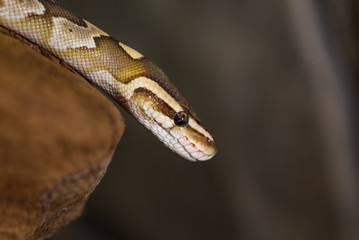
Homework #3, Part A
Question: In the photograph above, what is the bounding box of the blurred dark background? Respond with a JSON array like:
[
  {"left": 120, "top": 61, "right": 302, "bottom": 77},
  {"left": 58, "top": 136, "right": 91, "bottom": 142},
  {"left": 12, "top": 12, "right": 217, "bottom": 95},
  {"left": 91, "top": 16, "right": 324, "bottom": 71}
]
[{"left": 52, "top": 0, "right": 359, "bottom": 240}]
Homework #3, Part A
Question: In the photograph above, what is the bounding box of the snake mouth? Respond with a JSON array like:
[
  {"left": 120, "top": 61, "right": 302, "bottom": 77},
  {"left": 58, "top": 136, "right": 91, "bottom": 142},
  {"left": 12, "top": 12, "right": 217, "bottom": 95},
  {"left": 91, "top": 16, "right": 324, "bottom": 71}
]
[
  {"left": 152, "top": 118, "right": 214, "bottom": 161},
  {"left": 171, "top": 132, "right": 216, "bottom": 161}
]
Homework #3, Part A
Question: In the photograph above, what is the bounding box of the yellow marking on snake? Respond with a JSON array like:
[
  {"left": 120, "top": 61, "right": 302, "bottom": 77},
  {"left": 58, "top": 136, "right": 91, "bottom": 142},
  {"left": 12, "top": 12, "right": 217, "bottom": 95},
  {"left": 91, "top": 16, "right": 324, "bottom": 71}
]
[
  {"left": 119, "top": 42, "right": 143, "bottom": 59},
  {"left": 0, "top": 0, "right": 217, "bottom": 161}
]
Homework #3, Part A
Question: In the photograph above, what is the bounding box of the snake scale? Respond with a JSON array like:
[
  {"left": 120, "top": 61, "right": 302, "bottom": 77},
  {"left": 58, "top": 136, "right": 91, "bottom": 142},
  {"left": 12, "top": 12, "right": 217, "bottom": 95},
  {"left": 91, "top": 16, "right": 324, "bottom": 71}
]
[{"left": 0, "top": 0, "right": 217, "bottom": 161}]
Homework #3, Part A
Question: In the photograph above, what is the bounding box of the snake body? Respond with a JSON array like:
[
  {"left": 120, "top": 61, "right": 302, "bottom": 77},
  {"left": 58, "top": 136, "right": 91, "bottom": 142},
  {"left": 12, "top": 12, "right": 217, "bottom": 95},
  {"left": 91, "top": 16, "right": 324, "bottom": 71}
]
[{"left": 0, "top": 0, "right": 217, "bottom": 161}]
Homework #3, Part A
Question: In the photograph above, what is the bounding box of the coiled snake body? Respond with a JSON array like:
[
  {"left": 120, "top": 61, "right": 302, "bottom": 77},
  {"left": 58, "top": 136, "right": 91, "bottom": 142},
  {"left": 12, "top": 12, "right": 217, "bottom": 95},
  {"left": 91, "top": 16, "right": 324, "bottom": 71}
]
[{"left": 0, "top": 0, "right": 217, "bottom": 161}]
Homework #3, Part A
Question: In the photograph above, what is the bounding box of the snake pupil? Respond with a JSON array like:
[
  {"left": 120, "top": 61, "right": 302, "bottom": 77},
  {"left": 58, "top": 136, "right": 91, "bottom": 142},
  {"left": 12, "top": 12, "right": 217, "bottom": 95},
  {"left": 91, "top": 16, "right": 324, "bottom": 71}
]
[{"left": 174, "top": 111, "right": 189, "bottom": 127}]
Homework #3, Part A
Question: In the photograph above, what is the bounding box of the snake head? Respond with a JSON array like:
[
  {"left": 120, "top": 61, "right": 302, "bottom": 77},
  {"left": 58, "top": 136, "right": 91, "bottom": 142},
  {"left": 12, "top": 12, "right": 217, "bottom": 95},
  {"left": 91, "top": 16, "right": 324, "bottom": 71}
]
[{"left": 126, "top": 77, "right": 217, "bottom": 161}]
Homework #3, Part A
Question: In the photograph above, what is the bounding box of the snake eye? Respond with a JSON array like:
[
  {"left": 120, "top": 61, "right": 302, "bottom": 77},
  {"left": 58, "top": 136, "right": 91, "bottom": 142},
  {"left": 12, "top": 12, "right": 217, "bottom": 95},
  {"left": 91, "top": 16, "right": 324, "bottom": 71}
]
[{"left": 174, "top": 111, "right": 189, "bottom": 127}]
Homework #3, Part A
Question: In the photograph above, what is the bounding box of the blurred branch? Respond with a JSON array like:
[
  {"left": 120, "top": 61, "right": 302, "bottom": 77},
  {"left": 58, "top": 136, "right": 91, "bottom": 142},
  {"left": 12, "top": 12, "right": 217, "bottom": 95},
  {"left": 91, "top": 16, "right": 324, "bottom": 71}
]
[
  {"left": 329, "top": 0, "right": 359, "bottom": 85},
  {"left": 283, "top": 1, "right": 359, "bottom": 239}
]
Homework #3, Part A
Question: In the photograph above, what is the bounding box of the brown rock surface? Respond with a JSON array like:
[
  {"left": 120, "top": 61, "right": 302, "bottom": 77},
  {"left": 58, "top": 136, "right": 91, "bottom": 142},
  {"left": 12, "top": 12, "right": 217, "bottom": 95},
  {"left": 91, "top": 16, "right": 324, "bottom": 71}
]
[{"left": 0, "top": 26, "right": 124, "bottom": 239}]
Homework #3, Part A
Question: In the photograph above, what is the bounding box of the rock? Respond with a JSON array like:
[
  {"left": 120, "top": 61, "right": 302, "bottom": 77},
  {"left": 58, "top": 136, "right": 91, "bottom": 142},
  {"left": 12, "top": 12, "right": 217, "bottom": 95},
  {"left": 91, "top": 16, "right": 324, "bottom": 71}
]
[{"left": 0, "top": 26, "right": 124, "bottom": 240}]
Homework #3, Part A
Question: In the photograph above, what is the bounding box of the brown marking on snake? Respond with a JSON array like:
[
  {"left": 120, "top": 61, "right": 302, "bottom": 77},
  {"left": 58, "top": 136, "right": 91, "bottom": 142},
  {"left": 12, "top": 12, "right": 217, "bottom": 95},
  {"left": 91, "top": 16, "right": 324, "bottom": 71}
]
[
  {"left": 38, "top": 0, "right": 87, "bottom": 27},
  {"left": 133, "top": 87, "right": 177, "bottom": 119}
]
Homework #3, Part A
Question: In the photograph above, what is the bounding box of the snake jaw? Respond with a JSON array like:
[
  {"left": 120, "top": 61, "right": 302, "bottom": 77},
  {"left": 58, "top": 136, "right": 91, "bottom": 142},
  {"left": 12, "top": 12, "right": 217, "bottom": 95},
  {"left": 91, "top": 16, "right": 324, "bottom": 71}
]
[
  {"left": 169, "top": 127, "right": 217, "bottom": 161},
  {"left": 155, "top": 118, "right": 217, "bottom": 161}
]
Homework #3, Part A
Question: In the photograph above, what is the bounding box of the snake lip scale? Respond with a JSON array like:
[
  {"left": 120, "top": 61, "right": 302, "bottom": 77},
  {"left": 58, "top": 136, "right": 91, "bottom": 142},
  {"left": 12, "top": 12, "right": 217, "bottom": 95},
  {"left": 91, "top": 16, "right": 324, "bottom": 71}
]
[{"left": 0, "top": 0, "right": 217, "bottom": 161}]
